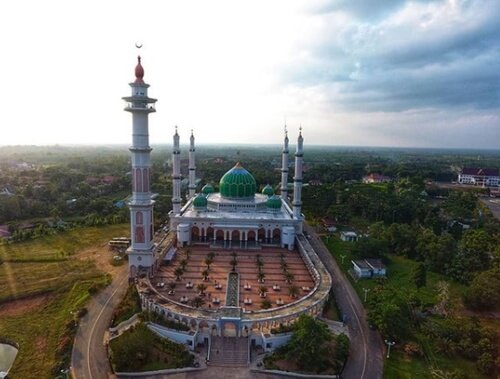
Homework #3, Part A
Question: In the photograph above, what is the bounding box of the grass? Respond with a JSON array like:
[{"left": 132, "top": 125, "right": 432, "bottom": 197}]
[
  {"left": 109, "top": 323, "right": 194, "bottom": 372},
  {"left": 0, "top": 224, "right": 128, "bottom": 262},
  {"left": 0, "top": 224, "right": 128, "bottom": 378},
  {"left": 111, "top": 284, "right": 142, "bottom": 327},
  {"left": 322, "top": 236, "right": 466, "bottom": 308},
  {"left": 384, "top": 350, "right": 488, "bottom": 379}
]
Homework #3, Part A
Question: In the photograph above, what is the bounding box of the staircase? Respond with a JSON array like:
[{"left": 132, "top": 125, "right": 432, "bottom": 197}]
[{"left": 208, "top": 336, "right": 249, "bottom": 366}]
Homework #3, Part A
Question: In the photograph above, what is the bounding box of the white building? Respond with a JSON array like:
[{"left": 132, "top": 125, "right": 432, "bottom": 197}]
[
  {"left": 458, "top": 167, "right": 500, "bottom": 187},
  {"left": 169, "top": 129, "right": 304, "bottom": 251},
  {"left": 340, "top": 231, "right": 358, "bottom": 242}
]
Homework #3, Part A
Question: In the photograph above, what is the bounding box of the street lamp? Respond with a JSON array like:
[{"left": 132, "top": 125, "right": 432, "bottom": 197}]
[
  {"left": 384, "top": 340, "right": 395, "bottom": 358},
  {"left": 363, "top": 288, "right": 370, "bottom": 302}
]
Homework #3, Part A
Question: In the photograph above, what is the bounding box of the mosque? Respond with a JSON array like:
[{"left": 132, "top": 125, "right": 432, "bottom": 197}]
[
  {"left": 122, "top": 55, "right": 332, "bottom": 359},
  {"left": 169, "top": 127, "right": 304, "bottom": 251}
]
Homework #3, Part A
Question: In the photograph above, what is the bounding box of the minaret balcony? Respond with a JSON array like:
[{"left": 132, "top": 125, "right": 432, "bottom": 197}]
[{"left": 124, "top": 102, "right": 156, "bottom": 113}]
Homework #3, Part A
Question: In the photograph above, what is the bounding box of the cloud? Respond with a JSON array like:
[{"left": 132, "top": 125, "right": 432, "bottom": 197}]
[{"left": 285, "top": 0, "right": 500, "bottom": 113}]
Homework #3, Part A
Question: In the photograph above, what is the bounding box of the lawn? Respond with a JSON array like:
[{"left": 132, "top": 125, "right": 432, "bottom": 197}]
[
  {"left": 322, "top": 236, "right": 466, "bottom": 308},
  {"left": 0, "top": 224, "right": 128, "bottom": 378}
]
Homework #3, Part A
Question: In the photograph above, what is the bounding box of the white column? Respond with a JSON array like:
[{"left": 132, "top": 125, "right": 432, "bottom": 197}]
[
  {"left": 188, "top": 130, "right": 196, "bottom": 198},
  {"left": 172, "top": 128, "right": 182, "bottom": 214},
  {"left": 292, "top": 128, "right": 304, "bottom": 219},
  {"left": 280, "top": 127, "right": 289, "bottom": 199}
]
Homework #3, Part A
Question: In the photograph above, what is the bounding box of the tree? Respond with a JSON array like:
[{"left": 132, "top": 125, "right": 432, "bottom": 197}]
[
  {"left": 179, "top": 259, "right": 188, "bottom": 271},
  {"left": 259, "top": 286, "right": 268, "bottom": 296},
  {"left": 464, "top": 268, "right": 500, "bottom": 310},
  {"left": 191, "top": 296, "right": 205, "bottom": 308},
  {"left": 230, "top": 258, "right": 238, "bottom": 271},
  {"left": 207, "top": 251, "right": 215, "bottom": 260},
  {"left": 288, "top": 285, "right": 299, "bottom": 299},
  {"left": 450, "top": 230, "right": 494, "bottom": 283},
  {"left": 412, "top": 263, "right": 427, "bottom": 288},
  {"left": 286, "top": 314, "right": 332, "bottom": 372},
  {"left": 196, "top": 283, "right": 207, "bottom": 296},
  {"left": 201, "top": 269, "right": 210, "bottom": 281},
  {"left": 174, "top": 267, "right": 184, "bottom": 281},
  {"left": 257, "top": 271, "right": 265, "bottom": 282},
  {"left": 204, "top": 257, "right": 213, "bottom": 270}
]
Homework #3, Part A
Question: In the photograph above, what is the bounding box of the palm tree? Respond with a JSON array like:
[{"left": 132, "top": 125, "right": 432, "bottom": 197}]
[
  {"left": 191, "top": 296, "right": 205, "bottom": 308},
  {"left": 261, "top": 299, "right": 272, "bottom": 309},
  {"left": 204, "top": 257, "right": 213, "bottom": 270},
  {"left": 168, "top": 282, "right": 176, "bottom": 291},
  {"left": 174, "top": 267, "right": 184, "bottom": 281},
  {"left": 179, "top": 259, "right": 188, "bottom": 271},
  {"left": 280, "top": 260, "right": 288, "bottom": 271},
  {"left": 197, "top": 283, "right": 207, "bottom": 296},
  {"left": 185, "top": 248, "right": 191, "bottom": 259},
  {"left": 257, "top": 271, "right": 265, "bottom": 283},
  {"left": 230, "top": 258, "right": 238, "bottom": 271},
  {"left": 288, "top": 285, "right": 299, "bottom": 299},
  {"left": 201, "top": 269, "right": 210, "bottom": 281},
  {"left": 207, "top": 251, "right": 216, "bottom": 260},
  {"left": 231, "top": 251, "right": 237, "bottom": 258},
  {"left": 259, "top": 286, "right": 268, "bottom": 297},
  {"left": 284, "top": 271, "right": 294, "bottom": 284}
]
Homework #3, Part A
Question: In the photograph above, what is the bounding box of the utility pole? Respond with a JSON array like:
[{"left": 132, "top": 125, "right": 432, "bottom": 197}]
[
  {"left": 385, "top": 340, "right": 395, "bottom": 358},
  {"left": 363, "top": 287, "right": 370, "bottom": 302}
]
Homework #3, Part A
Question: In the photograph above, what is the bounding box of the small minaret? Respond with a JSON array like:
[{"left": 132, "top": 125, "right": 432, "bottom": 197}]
[
  {"left": 172, "top": 127, "right": 182, "bottom": 214},
  {"left": 188, "top": 130, "right": 196, "bottom": 198},
  {"left": 123, "top": 55, "right": 157, "bottom": 277},
  {"left": 280, "top": 126, "right": 289, "bottom": 199},
  {"left": 292, "top": 127, "right": 304, "bottom": 220}
]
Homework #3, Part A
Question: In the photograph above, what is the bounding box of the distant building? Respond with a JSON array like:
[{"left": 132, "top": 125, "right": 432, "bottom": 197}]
[
  {"left": 352, "top": 259, "right": 387, "bottom": 278},
  {"left": 340, "top": 231, "right": 358, "bottom": 242},
  {"left": 0, "top": 225, "right": 11, "bottom": 238},
  {"left": 362, "top": 173, "right": 391, "bottom": 184},
  {"left": 458, "top": 167, "right": 500, "bottom": 187},
  {"left": 321, "top": 218, "right": 337, "bottom": 232}
]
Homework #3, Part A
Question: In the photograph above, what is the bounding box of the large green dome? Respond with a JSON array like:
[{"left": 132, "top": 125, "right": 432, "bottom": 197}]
[
  {"left": 219, "top": 162, "right": 257, "bottom": 198},
  {"left": 262, "top": 184, "right": 274, "bottom": 197}
]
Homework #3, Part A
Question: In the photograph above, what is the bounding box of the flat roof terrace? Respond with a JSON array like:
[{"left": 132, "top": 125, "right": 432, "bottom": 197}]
[{"left": 152, "top": 246, "right": 315, "bottom": 311}]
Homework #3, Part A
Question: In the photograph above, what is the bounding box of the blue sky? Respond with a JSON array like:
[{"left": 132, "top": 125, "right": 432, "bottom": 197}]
[{"left": 0, "top": 0, "right": 499, "bottom": 148}]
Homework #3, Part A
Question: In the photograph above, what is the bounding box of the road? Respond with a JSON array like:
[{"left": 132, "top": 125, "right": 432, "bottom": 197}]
[
  {"left": 72, "top": 265, "right": 129, "bottom": 379},
  {"left": 304, "top": 224, "right": 384, "bottom": 379},
  {"left": 480, "top": 196, "right": 500, "bottom": 220}
]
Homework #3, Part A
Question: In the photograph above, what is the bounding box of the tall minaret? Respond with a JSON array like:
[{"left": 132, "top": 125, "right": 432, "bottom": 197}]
[
  {"left": 172, "top": 127, "right": 182, "bottom": 214},
  {"left": 280, "top": 126, "right": 289, "bottom": 199},
  {"left": 123, "top": 55, "right": 157, "bottom": 276},
  {"left": 292, "top": 127, "right": 304, "bottom": 220},
  {"left": 188, "top": 130, "right": 196, "bottom": 198}
]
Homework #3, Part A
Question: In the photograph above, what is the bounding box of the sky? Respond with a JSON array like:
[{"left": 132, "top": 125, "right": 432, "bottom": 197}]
[{"left": 0, "top": 0, "right": 499, "bottom": 148}]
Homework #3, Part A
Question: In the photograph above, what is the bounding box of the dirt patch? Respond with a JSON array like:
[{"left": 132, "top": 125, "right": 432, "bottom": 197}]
[
  {"left": 0, "top": 293, "right": 54, "bottom": 317},
  {"left": 76, "top": 242, "right": 123, "bottom": 277},
  {"left": 34, "top": 335, "right": 48, "bottom": 354}
]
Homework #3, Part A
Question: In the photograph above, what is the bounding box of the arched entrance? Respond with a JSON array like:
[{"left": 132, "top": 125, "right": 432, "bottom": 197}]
[
  {"left": 216, "top": 230, "right": 224, "bottom": 241},
  {"left": 257, "top": 228, "right": 266, "bottom": 242},
  {"left": 272, "top": 228, "right": 281, "bottom": 243},
  {"left": 191, "top": 226, "right": 200, "bottom": 242},
  {"left": 223, "top": 322, "right": 238, "bottom": 337},
  {"left": 206, "top": 227, "right": 214, "bottom": 242}
]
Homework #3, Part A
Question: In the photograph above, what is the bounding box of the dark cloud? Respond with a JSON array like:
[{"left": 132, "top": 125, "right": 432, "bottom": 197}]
[{"left": 287, "top": 0, "right": 500, "bottom": 113}]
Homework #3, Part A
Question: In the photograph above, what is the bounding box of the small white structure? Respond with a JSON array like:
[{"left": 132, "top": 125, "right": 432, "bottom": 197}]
[
  {"left": 352, "top": 259, "right": 387, "bottom": 278},
  {"left": 340, "top": 231, "right": 358, "bottom": 242}
]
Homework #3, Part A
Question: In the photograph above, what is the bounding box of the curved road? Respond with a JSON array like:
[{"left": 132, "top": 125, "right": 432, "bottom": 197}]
[
  {"left": 72, "top": 266, "right": 129, "bottom": 379},
  {"left": 304, "top": 223, "right": 384, "bottom": 379}
]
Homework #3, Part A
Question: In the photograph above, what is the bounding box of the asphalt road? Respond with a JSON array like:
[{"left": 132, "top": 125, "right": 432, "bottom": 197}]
[
  {"left": 304, "top": 223, "right": 384, "bottom": 379},
  {"left": 72, "top": 265, "right": 129, "bottom": 379}
]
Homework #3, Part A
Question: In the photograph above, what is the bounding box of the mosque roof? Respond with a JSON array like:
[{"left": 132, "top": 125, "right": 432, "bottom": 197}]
[
  {"left": 219, "top": 162, "right": 256, "bottom": 199},
  {"left": 193, "top": 193, "right": 207, "bottom": 208},
  {"left": 266, "top": 195, "right": 282, "bottom": 209}
]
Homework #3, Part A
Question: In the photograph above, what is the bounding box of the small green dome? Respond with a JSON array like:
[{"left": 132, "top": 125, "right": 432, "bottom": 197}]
[
  {"left": 202, "top": 183, "right": 214, "bottom": 195},
  {"left": 193, "top": 193, "right": 207, "bottom": 208},
  {"left": 266, "top": 195, "right": 282, "bottom": 209},
  {"left": 262, "top": 184, "right": 274, "bottom": 197},
  {"left": 219, "top": 162, "right": 256, "bottom": 198}
]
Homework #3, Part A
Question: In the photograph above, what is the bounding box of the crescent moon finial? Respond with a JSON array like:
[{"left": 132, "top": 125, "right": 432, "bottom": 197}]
[{"left": 135, "top": 42, "right": 143, "bottom": 49}]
